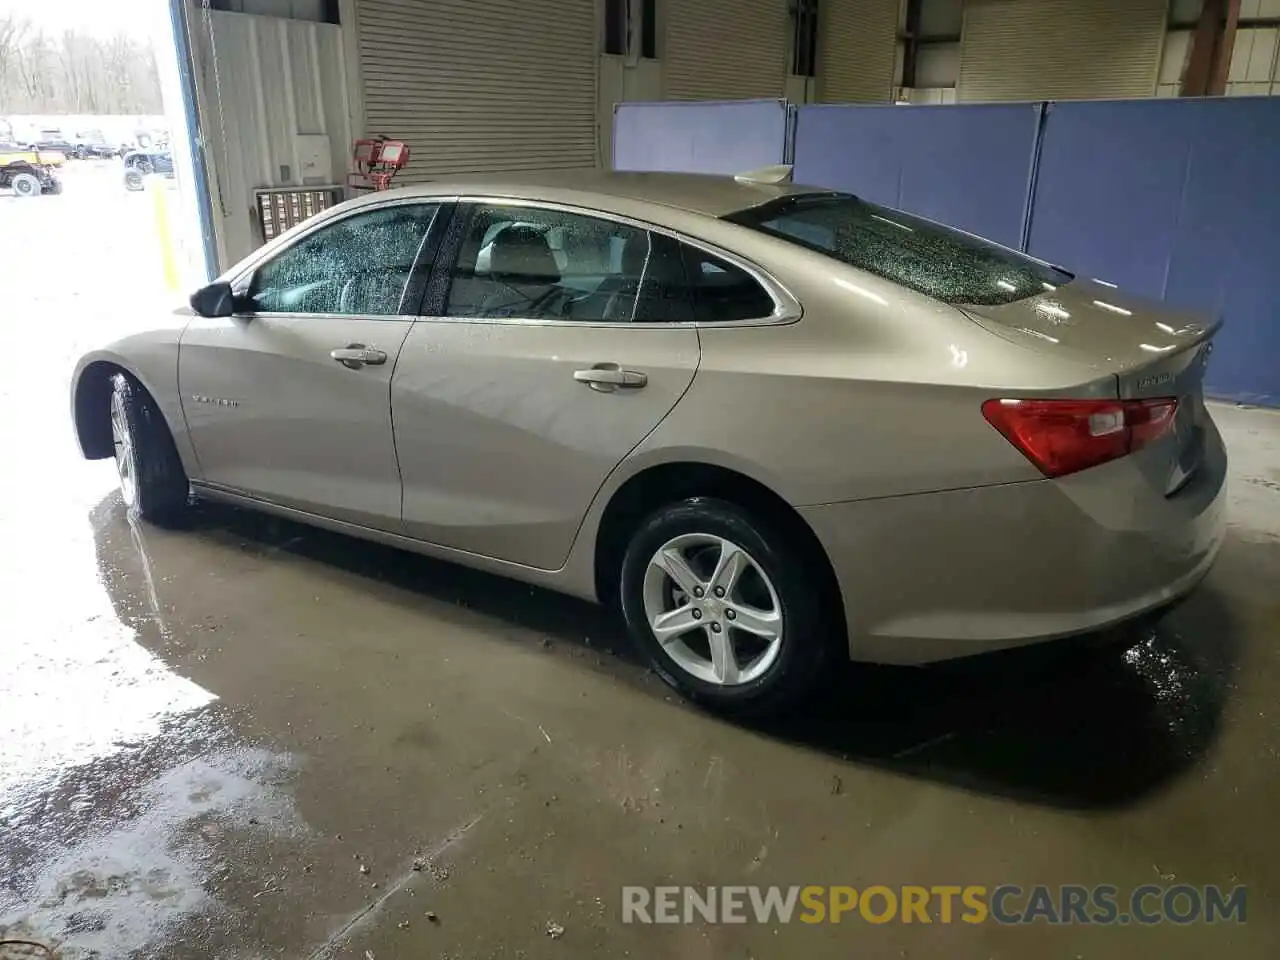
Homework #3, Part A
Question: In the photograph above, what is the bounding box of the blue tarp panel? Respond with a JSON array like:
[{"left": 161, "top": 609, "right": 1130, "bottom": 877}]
[
  {"left": 791, "top": 102, "right": 1043, "bottom": 250},
  {"left": 612, "top": 99, "right": 789, "bottom": 175},
  {"left": 1030, "top": 97, "right": 1280, "bottom": 406}
]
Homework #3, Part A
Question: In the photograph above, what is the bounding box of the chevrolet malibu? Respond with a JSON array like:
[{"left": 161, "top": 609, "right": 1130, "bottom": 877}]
[{"left": 71, "top": 169, "right": 1226, "bottom": 714}]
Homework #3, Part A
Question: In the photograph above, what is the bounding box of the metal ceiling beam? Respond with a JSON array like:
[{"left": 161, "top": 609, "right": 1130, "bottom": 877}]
[
  {"left": 900, "top": 0, "right": 924, "bottom": 89},
  {"left": 1210, "top": 0, "right": 1242, "bottom": 94},
  {"left": 1181, "top": 0, "right": 1241, "bottom": 96}
]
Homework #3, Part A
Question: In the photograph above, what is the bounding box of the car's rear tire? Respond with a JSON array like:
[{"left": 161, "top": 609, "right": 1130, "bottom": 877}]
[
  {"left": 123, "top": 169, "right": 144, "bottom": 191},
  {"left": 110, "top": 373, "right": 190, "bottom": 524},
  {"left": 620, "top": 497, "right": 838, "bottom": 717},
  {"left": 10, "top": 172, "right": 41, "bottom": 197}
]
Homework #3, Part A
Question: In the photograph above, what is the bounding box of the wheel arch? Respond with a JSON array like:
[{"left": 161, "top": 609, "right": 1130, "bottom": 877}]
[
  {"left": 2, "top": 160, "right": 38, "bottom": 176},
  {"left": 71, "top": 355, "right": 168, "bottom": 460},
  {"left": 591, "top": 459, "right": 847, "bottom": 645}
]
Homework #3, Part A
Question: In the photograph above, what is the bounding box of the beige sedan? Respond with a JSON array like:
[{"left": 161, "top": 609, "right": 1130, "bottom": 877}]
[{"left": 71, "top": 169, "right": 1227, "bottom": 714}]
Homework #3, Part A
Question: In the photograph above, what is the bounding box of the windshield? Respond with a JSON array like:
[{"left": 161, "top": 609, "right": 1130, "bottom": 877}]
[{"left": 726, "top": 193, "right": 1073, "bottom": 306}]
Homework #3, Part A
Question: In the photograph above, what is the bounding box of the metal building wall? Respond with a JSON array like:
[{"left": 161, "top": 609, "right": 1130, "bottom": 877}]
[
  {"left": 188, "top": 6, "right": 352, "bottom": 269},
  {"left": 1226, "top": 24, "right": 1280, "bottom": 94},
  {"left": 957, "top": 0, "right": 1167, "bottom": 101},
  {"left": 817, "top": 0, "right": 899, "bottom": 101},
  {"left": 898, "top": 0, "right": 962, "bottom": 101},
  {"left": 663, "top": 0, "right": 789, "bottom": 99},
  {"left": 1160, "top": 0, "right": 1280, "bottom": 97},
  {"left": 598, "top": 56, "right": 664, "bottom": 175},
  {"left": 356, "top": 0, "right": 599, "bottom": 178}
]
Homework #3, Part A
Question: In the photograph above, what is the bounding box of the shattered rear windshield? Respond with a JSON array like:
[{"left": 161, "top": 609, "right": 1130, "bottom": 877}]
[{"left": 725, "top": 193, "right": 1073, "bottom": 306}]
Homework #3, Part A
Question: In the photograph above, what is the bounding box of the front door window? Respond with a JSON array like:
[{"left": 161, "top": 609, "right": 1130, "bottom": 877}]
[{"left": 249, "top": 204, "right": 440, "bottom": 316}]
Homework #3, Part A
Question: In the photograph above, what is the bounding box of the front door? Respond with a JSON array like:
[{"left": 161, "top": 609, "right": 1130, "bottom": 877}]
[
  {"left": 180, "top": 201, "right": 444, "bottom": 530},
  {"left": 393, "top": 201, "right": 700, "bottom": 569}
]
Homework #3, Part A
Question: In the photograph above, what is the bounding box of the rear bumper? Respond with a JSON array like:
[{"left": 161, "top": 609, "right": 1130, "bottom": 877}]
[{"left": 801, "top": 415, "right": 1227, "bottom": 665}]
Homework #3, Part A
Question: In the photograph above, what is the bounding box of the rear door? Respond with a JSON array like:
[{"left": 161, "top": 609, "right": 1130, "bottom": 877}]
[
  {"left": 181, "top": 201, "right": 445, "bottom": 529},
  {"left": 392, "top": 201, "right": 701, "bottom": 569}
]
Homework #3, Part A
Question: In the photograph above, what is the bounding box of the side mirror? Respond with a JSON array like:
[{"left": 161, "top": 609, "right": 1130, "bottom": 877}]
[{"left": 189, "top": 281, "right": 237, "bottom": 318}]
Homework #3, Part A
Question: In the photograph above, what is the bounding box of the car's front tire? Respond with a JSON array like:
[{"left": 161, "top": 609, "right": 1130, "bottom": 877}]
[
  {"left": 620, "top": 497, "right": 838, "bottom": 717},
  {"left": 109, "top": 373, "right": 190, "bottom": 524}
]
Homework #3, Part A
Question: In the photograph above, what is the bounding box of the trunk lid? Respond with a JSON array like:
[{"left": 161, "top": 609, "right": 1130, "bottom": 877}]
[{"left": 961, "top": 280, "right": 1220, "bottom": 495}]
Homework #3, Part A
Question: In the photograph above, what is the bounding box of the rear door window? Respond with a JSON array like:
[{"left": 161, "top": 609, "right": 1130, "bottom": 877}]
[
  {"left": 444, "top": 204, "right": 649, "bottom": 322},
  {"left": 438, "top": 205, "right": 771, "bottom": 324},
  {"left": 443, "top": 204, "right": 705, "bottom": 324},
  {"left": 726, "top": 193, "right": 1072, "bottom": 306}
]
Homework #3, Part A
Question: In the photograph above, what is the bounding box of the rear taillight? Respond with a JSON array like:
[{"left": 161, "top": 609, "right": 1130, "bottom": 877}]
[{"left": 982, "top": 397, "right": 1178, "bottom": 478}]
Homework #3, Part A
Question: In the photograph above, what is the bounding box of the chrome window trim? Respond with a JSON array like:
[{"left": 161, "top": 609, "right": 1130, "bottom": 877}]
[
  {"left": 225, "top": 193, "right": 803, "bottom": 328},
  {"left": 234, "top": 312, "right": 415, "bottom": 325},
  {"left": 400, "top": 317, "right": 787, "bottom": 331},
  {"left": 426, "top": 195, "right": 802, "bottom": 329}
]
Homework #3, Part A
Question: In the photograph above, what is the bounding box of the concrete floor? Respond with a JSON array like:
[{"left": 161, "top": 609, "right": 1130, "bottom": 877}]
[{"left": 2, "top": 167, "right": 1279, "bottom": 959}]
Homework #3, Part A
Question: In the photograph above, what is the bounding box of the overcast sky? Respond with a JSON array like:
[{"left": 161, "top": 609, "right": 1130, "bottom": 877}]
[{"left": 0, "top": 0, "right": 164, "bottom": 40}]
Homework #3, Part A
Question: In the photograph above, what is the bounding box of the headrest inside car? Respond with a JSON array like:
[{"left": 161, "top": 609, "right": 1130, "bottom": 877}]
[
  {"left": 620, "top": 235, "right": 650, "bottom": 277},
  {"left": 489, "top": 226, "right": 561, "bottom": 284}
]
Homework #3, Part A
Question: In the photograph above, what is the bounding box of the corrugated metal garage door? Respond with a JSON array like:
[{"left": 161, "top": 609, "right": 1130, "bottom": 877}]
[
  {"left": 664, "top": 0, "right": 788, "bottom": 100},
  {"left": 958, "top": 0, "right": 1167, "bottom": 102},
  {"left": 817, "top": 0, "right": 898, "bottom": 102},
  {"left": 356, "top": 0, "right": 598, "bottom": 179}
]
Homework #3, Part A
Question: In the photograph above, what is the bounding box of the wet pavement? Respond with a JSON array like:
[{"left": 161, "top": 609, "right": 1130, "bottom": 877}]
[{"left": 3, "top": 167, "right": 1280, "bottom": 958}]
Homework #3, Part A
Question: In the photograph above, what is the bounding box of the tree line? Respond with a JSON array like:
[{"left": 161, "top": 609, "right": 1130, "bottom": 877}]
[{"left": 0, "top": 15, "right": 164, "bottom": 115}]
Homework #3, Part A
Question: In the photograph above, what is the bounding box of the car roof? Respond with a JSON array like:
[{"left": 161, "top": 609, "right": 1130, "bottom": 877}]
[{"left": 374, "top": 170, "right": 830, "bottom": 218}]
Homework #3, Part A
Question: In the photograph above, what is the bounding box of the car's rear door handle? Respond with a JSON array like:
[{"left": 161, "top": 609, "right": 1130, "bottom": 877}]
[
  {"left": 331, "top": 344, "right": 387, "bottom": 369},
  {"left": 573, "top": 363, "right": 648, "bottom": 391}
]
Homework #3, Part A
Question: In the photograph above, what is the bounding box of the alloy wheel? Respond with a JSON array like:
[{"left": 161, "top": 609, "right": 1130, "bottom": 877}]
[
  {"left": 641, "top": 533, "right": 783, "bottom": 686},
  {"left": 110, "top": 391, "right": 138, "bottom": 507}
]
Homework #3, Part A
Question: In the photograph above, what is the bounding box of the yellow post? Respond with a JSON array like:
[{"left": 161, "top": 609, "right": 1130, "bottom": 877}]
[{"left": 151, "top": 179, "right": 180, "bottom": 292}]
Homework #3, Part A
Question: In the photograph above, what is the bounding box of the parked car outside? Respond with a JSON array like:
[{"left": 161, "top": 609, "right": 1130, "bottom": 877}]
[
  {"left": 73, "top": 129, "right": 123, "bottom": 159},
  {"left": 69, "top": 169, "right": 1227, "bottom": 715},
  {"left": 33, "top": 129, "right": 81, "bottom": 156},
  {"left": 0, "top": 140, "right": 64, "bottom": 196},
  {"left": 122, "top": 149, "right": 176, "bottom": 190},
  {"left": 122, "top": 149, "right": 175, "bottom": 174}
]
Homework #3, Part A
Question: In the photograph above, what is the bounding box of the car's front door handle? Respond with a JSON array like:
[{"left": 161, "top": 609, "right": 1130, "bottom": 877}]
[
  {"left": 331, "top": 344, "right": 387, "bottom": 369},
  {"left": 573, "top": 363, "right": 648, "bottom": 392}
]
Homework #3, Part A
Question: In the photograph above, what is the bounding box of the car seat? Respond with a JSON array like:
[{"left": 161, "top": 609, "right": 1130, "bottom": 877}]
[
  {"left": 479, "top": 226, "right": 567, "bottom": 318},
  {"left": 597, "top": 236, "right": 651, "bottom": 322}
]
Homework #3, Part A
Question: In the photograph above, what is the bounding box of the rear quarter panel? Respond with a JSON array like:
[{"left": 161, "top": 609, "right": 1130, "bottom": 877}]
[{"left": 636, "top": 246, "right": 1113, "bottom": 506}]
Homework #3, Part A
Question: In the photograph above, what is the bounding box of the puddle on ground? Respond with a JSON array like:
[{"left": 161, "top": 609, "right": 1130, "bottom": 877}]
[
  {"left": 1, "top": 742, "right": 301, "bottom": 960},
  {"left": 0, "top": 618, "right": 215, "bottom": 812}
]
